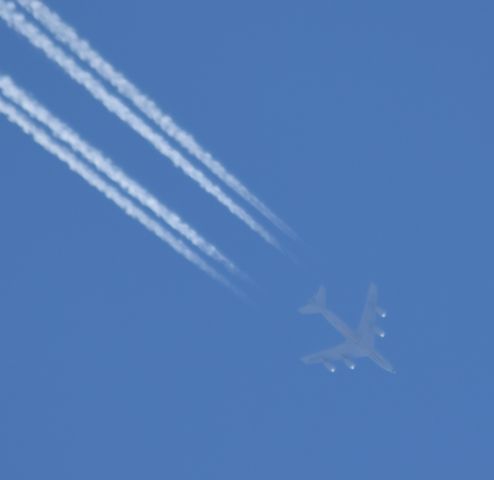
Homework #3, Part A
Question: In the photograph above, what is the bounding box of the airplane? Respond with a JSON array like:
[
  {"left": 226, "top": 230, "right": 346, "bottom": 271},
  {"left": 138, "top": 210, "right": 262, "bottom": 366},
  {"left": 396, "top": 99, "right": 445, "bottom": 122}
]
[{"left": 299, "top": 283, "right": 395, "bottom": 374}]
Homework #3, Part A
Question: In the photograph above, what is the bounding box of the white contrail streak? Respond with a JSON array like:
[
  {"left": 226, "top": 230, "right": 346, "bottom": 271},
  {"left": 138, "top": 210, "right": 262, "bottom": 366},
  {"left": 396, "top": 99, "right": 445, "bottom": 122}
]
[
  {"left": 0, "top": 75, "right": 242, "bottom": 277},
  {"left": 15, "top": 0, "right": 296, "bottom": 239},
  {"left": 0, "top": 1, "right": 281, "bottom": 249},
  {"left": 0, "top": 96, "right": 237, "bottom": 290}
]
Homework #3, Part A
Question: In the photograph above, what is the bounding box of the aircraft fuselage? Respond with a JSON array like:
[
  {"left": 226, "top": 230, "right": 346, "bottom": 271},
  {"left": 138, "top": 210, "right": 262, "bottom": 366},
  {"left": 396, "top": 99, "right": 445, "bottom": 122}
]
[{"left": 322, "top": 308, "right": 395, "bottom": 373}]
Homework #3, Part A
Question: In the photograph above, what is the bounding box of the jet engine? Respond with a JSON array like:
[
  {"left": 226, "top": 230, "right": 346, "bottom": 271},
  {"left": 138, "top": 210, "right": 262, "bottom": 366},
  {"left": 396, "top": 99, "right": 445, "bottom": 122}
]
[
  {"left": 323, "top": 361, "right": 336, "bottom": 373},
  {"left": 373, "top": 326, "right": 385, "bottom": 338},
  {"left": 342, "top": 358, "right": 356, "bottom": 370},
  {"left": 376, "top": 306, "right": 387, "bottom": 318}
]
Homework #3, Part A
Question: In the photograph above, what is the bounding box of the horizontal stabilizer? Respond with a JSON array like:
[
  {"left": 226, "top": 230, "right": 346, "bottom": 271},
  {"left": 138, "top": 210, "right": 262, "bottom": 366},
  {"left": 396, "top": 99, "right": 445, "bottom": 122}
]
[{"left": 299, "top": 286, "right": 326, "bottom": 315}]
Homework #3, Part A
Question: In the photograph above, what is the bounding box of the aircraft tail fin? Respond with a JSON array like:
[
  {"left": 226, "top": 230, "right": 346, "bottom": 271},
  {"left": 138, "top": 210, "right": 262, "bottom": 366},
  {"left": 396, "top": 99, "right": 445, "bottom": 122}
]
[{"left": 299, "top": 286, "right": 326, "bottom": 315}]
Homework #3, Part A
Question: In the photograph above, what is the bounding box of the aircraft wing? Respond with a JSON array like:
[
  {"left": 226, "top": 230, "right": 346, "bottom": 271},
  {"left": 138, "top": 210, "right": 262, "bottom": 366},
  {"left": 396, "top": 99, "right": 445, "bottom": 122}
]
[
  {"left": 301, "top": 341, "right": 362, "bottom": 371},
  {"left": 357, "top": 283, "right": 386, "bottom": 347}
]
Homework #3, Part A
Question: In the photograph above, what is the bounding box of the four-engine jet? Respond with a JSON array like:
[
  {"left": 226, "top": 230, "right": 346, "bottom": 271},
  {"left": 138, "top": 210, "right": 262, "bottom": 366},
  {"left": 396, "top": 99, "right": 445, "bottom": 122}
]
[{"left": 299, "top": 283, "right": 395, "bottom": 374}]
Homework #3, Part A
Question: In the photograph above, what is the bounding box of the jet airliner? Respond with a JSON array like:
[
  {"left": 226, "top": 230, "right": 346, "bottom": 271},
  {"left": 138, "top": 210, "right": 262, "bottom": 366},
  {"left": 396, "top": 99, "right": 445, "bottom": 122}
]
[{"left": 299, "top": 283, "right": 395, "bottom": 374}]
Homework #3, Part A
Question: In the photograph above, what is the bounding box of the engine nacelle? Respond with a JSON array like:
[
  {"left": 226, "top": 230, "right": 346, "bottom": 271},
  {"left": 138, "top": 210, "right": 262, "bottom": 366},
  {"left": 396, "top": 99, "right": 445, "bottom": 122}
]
[
  {"left": 373, "top": 326, "right": 385, "bottom": 338},
  {"left": 343, "top": 358, "right": 356, "bottom": 370},
  {"left": 323, "top": 361, "right": 336, "bottom": 373},
  {"left": 376, "top": 306, "right": 387, "bottom": 318}
]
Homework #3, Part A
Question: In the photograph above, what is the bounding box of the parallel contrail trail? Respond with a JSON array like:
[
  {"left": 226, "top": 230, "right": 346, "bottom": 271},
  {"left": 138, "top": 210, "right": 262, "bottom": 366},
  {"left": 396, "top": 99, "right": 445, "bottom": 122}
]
[
  {"left": 0, "top": 1, "right": 281, "bottom": 249},
  {"left": 15, "top": 0, "right": 296, "bottom": 239},
  {"left": 0, "top": 96, "right": 237, "bottom": 291},
  {"left": 0, "top": 76, "right": 242, "bottom": 277}
]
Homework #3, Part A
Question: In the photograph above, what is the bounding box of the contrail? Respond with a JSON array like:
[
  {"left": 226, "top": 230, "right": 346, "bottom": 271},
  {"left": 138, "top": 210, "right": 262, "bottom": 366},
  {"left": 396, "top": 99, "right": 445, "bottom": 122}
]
[
  {"left": 0, "top": 75, "right": 243, "bottom": 277},
  {"left": 15, "top": 0, "right": 296, "bottom": 239},
  {"left": 0, "top": 1, "right": 281, "bottom": 249},
  {"left": 0, "top": 95, "right": 237, "bottom": 291}
]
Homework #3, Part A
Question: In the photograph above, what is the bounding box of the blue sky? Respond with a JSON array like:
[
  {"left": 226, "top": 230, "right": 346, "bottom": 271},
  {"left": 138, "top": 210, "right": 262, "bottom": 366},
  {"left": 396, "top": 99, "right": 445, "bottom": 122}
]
[{"left": 1, "top": 0, "right": 493, "bottom": 478}]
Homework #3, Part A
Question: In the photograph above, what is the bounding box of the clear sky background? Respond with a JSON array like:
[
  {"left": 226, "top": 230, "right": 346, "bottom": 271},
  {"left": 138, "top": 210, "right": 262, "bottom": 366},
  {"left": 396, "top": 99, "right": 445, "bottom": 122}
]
[{"left": 1, "top": 1, "right": 493, "bottom": 478}]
